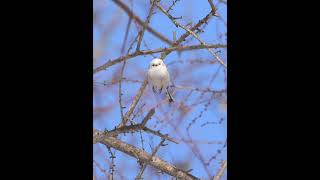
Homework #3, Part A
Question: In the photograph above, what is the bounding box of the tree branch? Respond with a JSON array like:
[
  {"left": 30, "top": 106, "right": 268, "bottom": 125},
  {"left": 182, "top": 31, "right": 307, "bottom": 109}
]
[
  {"left": 140, "top": 107, "right": 155, "bottom": 127},
  {"left": 213, "top": 160, "right": 227, "bottom": 180},
  {"left": 160, "top": 8, "right": 218, "bottom": 59},
  {"left": 136, "top": 0, "right": 157, "bottom": 51},
  {"left": 93, "top": 129, "right": 200, "bottom": 180},
  {"left": 156, "top": 2, "right": 227, "bottom": 68},
  {"left": 118, "top": 79, "right": 148, "bottom": 127},
  {"left": 207, "top": 0, "right": 216, "bottom": 12},
  {"left": 118, "top": 57, "right": 126, "bottom": 121},
  {"left": 109, "top": 9, "right": 220, "bottom": 136},
  {"left": 112, "top": 0, "right": 174, "bottom": 46},
  {"left": 143, "top": 127, "right": 179, "bottom": 144},
  {"left": 93, "top": 44, "right": 226, "bottom": 74},
  {"left": 94, "top": 3, "right": 220, "bottom": 74},
  {"left": 135, "top": 138, "right": 166, "bottom": 180},
  {"left": 101, "top": 108, "right": 178, "bottom": 144},
  {"left": 173, "top": 85, "right": 226, "bottom": 94}
]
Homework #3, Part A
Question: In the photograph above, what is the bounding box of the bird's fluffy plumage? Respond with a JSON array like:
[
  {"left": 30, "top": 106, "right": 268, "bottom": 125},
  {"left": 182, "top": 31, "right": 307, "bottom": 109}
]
[
  {"left": 147, "top": 58, "right": 174, "bottom": 102},
  {"left": 147, "top": 58, "right": 170, "bottom": 91}
]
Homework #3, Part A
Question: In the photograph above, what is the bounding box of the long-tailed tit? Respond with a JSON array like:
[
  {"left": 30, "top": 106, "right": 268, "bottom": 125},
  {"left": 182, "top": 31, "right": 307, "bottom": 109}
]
[{"left": 147, "top": 58, "right": 174, "bottom": 102}]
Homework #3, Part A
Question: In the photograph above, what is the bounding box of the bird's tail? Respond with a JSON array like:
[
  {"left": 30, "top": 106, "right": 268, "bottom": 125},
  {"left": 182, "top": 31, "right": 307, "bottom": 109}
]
[{"left": 165, "top": 87, "right": 174, "bottom": 103}]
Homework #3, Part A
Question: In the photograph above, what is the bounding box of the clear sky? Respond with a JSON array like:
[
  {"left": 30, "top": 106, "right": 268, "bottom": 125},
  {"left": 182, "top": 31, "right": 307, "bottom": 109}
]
[{"left": 93, "top": 0, "right": 227, "bottom": 179}]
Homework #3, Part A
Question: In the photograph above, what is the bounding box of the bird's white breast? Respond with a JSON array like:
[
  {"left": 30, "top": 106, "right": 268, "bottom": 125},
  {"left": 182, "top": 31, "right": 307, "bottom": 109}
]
[{"left": 148, "top": 66, "right": 170, "bottom": 89}]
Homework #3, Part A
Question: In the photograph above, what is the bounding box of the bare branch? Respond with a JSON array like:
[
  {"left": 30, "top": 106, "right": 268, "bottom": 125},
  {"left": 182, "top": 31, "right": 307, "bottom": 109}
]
[
  {"left": 105, "top": 108, "right": 155, "bottom": 136},
  {"left": 119, "top": 79, "right": 148, "bottom": 127},
  {"left": 93, "top": 160, "right": 109, "bottom": 178},
  {"left": 94, "top": 5, "right": 219, "bottom": 74},
  {"left": 156, "top": 2, "right": 227, "bottom": 68},
  {"left": 136, "top": 0, "right": 157, "bottom": 51},
  {"left": 93, "top": 44, "right": 226, "bottom": 74},
  {"left": 207, "top": 140, "right": 227, "bottom": 166},
  {"left": 112, "top": 10, "right": 220, "bottom": 131},
  {"left": 207, "top": 0, "right": 216, "bottom": 12},
  {"left": 93, "top": 129, "right": 200, "bottom": 180},
  {"left": 135, "top": 138, "right": 166, "bottom": 180},
  {"left": 131, "top": 103, "right": 146, "bottom": 122},
  {"left": 180, "top": 139, "right": 224, "bottom": 145},
  {"left": 94, "top": 1, "right": 227, "bottom": 178},
  {"left": 119, "top": 59, "right": 126, "bottom": 121},
  {"left": 174, "top": 85, "right": 226, "bottom": 94},
  {"left": 94, "top": 78, "right": 143, "bottom": 87},
  {"left": 213, "top": 160, "right": 227, "bottom": 180},
  {"left": 119, "top": 20, "right": 142, "bottom": 123},
  {"left": 121, "top": 1, "right": 133, "bottom": 55},
  {"left": 140, "top": 107, "right": 156, "bottom": 127},
  {"left": 160, "top": 8, "right": 217, "bottom": 59},
  {"left": 186, "top": 92, "right": 216, "bottom": 133},
  {"left": 106, "top": 147, "right": 116, "bottom": 180},
  {"left": 112, "top": 0, "right": 174, "bottom": 46},
  {"left": 167, "top": 0, "right": 181, "bottom": 13},
  {"left": 143, "top": 127, "right": 179, "bottom": 144},
  {"left": 102, "top": 125, "right": 178, "bottom": 144},
  {"left": 98, "top": 108, "right": 178, "bottom": 144}
]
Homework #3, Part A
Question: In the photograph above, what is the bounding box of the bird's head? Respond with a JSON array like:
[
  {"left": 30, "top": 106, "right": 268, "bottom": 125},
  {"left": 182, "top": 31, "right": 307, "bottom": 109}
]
[{"left": 149, "top": 58, "right": 164, "bottom": 69}]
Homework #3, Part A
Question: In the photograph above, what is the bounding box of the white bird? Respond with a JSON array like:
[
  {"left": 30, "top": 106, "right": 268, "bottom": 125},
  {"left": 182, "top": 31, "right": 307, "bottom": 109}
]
[{"left": 147, "top": 58, "right": 174, "bottom": 102}]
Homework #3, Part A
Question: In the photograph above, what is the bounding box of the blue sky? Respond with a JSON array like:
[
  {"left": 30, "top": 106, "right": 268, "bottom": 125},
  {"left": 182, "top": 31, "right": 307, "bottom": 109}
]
[{"left": 93, "top": 0, "right": 227, "bottom": 179}]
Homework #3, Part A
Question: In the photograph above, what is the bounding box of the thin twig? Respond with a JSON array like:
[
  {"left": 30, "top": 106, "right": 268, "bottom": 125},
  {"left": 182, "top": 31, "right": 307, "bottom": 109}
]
[
  {"left": 119, "top": 60, "right": 126, "bottom": 121},
  {"left": 166, "top": 59, "right": 219, "bottom": 66},
  {"left": 94, "top": 78, "right": 143, "bottom": 87},
  {"left": 143, "top": 127, "right": 179, "bottom": 144},
  {"left": 127, "top": 33, "right": 140, "bottom": 54},
  {"left": 136, "top": 0, "right": 157, "bottom": 51},
  {"left": 157, "top": 116, "right": 214, "bottom": 179},
  {"left": 185, "top": 136, "right": 213, "bottom": 179},
  {"left": 93, "top": 44, "right": 226, "bottom": 73},
  {"left": 114, "top": 38, "right": 141, "bottom": 120},
  {"left": 113, "top": 108, "right": 155, "bottom": 135},
  {"left": 213, "top": 160, "right": 227, "bottom": 180},
  {"left": 141, "top": 108, "right": 156, "bottom": 127},
  {"left": 101, "top": 108, "right": 178, "bottom": 144},
  {"left": 131, "top": 103, "right": 146, "bottom": 122},
  {"left": 138, "top": 128, "right": 145, "bottom": 151},
  {"left": 160, "top": 9, "right": 216, "bottom": 59},
  {"left": 120, "top": 12, "right": 133, "bottom": 54},
  {"left": 102, "top": 125, "right": 178, "bottom": 144},
  {"left": 106, "top": 147, "right": 116, "bottom": 180},
  {"left": 180, "top": 139, "right": 224, "bottom": 145},
  {"left": 167, "top": 0, "right": 181, "bottom": 13},
  {"left": 111, "top": 9, "right": 219, "bottom": 146},
  {"left": 207, "top": 140, "right": 227, "bottom": 166},
  {"left": 119, "top": 79, "right": 148, "bottom": 127},
  {"left": 93, "top": 129, "right": 200, "bottom": 180},
  {"left": 207, "top": 0, "right": 216, "bottom": 12},
  {"left": 119, "top": 17, "right": 141, "bottom": 123},
  {"left": 93, "top": 160, "right": 109, "bottom": 179},
  {"left": 174, "top": 85, "right": 226, "bottom": 94},
  {"left": 186, "top": 92, "right": 216, "bottom": 133},
  {"left": 135, "top": 138, "right": 166, "bottom": 180},
  {"left": 156, "top": 2, "right": 227, "bottom": 68},
  {"left": 112, "top": 0, "right": 174, "bottom": 46},
  {"left": 118, "top": 0, "right": 155, "bottom": 126}
]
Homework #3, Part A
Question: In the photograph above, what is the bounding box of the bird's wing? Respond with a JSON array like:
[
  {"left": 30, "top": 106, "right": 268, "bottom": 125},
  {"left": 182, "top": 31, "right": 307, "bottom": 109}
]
[
  {"left": 147, "top": 69, "right": 153, "bottom": 84},
  {"left": 162, "top": 68, "right": 170, "bottom": 86}
]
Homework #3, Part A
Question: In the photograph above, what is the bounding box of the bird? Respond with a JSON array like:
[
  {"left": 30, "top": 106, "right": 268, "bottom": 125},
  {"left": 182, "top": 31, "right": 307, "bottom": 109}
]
[{"left": 147, "top": 58, "right": 174, "bottom": 102}]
